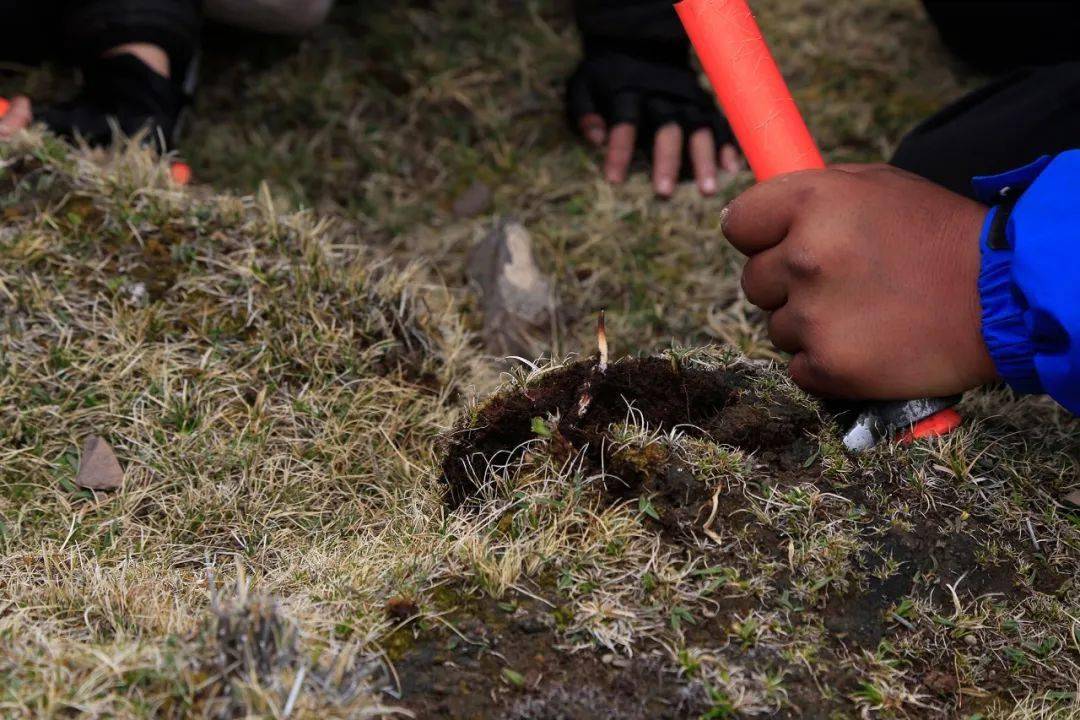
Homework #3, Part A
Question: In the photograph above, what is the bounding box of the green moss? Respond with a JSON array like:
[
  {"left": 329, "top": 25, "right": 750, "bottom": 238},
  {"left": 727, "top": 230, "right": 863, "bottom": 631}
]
[{"left": 382, "top": 627, "right": 418, "bottom": 663}]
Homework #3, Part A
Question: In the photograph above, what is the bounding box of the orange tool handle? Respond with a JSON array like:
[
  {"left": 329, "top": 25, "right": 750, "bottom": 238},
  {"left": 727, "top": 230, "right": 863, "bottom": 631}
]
[
  {"left": 0, "top": 97, "right": 10, "bottom": 119},
  {"left": 675, "top": 0, "right": 824, "bottom": 180},
  {"left": 677, "top": 0, "right": 960, "bottom": 446}
]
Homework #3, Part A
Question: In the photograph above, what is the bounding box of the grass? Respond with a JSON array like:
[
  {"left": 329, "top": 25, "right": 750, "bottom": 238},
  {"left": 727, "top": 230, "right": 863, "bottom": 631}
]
[{"left": 1, "top": 1, "right": 1078, "bottom": 718}]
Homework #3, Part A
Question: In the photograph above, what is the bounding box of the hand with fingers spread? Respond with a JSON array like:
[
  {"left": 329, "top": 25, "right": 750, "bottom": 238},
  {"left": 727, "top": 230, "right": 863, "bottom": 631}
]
[
  {"left": 1, "top": 45, "right": 184, "bottom": 152},
  {"left": 723, "top": 164, "right": 999, "bottom": 399},
  {"left": 569, "top": 1, "right": 742, "bottom": 198}
]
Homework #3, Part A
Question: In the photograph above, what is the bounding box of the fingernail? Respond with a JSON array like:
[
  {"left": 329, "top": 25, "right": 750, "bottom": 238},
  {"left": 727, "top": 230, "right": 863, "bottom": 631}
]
[
  {"left": 702, "top": 176, "right": 717, "bottom": 195},
  {"left": 587, "top": 128, "right": 604, "bottom": 145},
  {"left": 657, "top": 179, "right": 674, "bottom": 196}
]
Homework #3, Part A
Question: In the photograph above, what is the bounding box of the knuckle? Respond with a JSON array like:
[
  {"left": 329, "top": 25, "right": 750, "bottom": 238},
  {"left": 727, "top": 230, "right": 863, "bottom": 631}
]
[
  {"left": 787, "top": 306, "right": 816, "bottom": 335},
  {"left": 781, "top": 308, "right": 819, "bottom": 348},
  {"left": 788, "top": 355, "right": 816, "bottom": 389},
  {"left": 790, "top": 184, "right": 818, "bottom": 208},
  {"left": 721, "top": 202, "right": 744, "bottom": 239},
  {"left": 766, "top": 316, "right": 795, "bottom": 350},
  {"left": 784, "top": 244, "right": 823, "bottom": 279}
]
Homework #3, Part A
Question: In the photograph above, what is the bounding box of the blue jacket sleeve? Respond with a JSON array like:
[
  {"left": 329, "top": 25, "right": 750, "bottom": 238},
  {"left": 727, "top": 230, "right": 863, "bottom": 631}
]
[{"left": 975, "top": 152, "right": 1080, "bottom": 414}]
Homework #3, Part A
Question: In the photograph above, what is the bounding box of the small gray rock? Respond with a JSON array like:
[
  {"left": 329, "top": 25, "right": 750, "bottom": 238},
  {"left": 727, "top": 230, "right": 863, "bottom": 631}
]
[
  {"left": 513, "top": 610, "right": 553, "bottom": 635},
  {"left": 467, "top": 219, "right": 557, "bottom": 360},
  {"left": 75, "top": 435, "right": 124, "bottom": 490}
]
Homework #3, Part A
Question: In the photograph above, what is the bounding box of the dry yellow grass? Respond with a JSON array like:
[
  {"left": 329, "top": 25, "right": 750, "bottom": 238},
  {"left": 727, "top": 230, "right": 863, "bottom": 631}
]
[{"left": 1, "top": 1, "right": 1078, "bottom": 718}]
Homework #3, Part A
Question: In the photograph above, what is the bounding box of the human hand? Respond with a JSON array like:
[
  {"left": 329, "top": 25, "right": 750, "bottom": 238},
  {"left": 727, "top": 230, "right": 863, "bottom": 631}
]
[
  {"left": 0, "top": 96, "right": 34, "bottom": 139},
  {"left": 2, "top": 47, "right": 180, "bottom": 151},
  {"left": 723, "top": 164, "right": 998, "bottom": 399},
  {"left": 566, "top": 52, "right": 742, "bottom": 198}
]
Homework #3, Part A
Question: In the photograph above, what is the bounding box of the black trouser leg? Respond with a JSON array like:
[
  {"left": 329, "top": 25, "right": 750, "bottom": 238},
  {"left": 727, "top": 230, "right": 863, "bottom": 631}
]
[
  {"left": 894, "top": 2, "right": 1080, "bottom": 198},
  {"left": 921, "top": 1, "right": 1080, "bottom": 72},
  {"left": 891, "top": 63, "right": 1080, "bottom": 198},
  {"left": 0, "top": 2, "right": 61, "bottom": 63},
  {"left": 1, "top": 1, "right": 200, "bottom": 69}
]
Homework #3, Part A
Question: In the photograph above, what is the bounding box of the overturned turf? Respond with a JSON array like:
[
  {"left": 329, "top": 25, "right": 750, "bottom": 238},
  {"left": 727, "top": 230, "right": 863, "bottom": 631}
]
[
  {"left": 435, "top": 352, "right": 1079, "bottom": 718},
  {"left": 440, "top": 355, "right": 819, "bottom": 509}
]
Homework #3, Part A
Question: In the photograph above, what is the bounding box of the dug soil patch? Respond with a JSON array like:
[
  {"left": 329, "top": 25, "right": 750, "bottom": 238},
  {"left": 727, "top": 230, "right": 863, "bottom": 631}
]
[
  {"left": 389, "top": 590, "right": 702, "bottom": 720},
  {"left": 441, "top": 356, "right": 818, "bottom": 510},
  {"left": 432, "top": 356, "right": 1073, "bottom": 717}
]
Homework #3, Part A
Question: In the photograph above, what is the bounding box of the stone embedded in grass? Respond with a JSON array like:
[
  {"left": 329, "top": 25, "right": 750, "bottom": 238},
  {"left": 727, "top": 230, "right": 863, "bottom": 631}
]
[
  {"left": 467, "top": 219, "right": 556, "bottom": 359},
  {"left": 74, "top": 435, "right": 124, "bottom": 490}
]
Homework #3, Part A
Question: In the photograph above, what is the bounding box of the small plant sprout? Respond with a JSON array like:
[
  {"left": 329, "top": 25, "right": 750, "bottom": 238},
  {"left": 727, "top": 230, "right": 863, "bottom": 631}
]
[
  {"left": 575, "top": 309, "right": 610, "bottom": 417},
  {"left": 597, "top": 309, "right": 609, "bottom": 374}
]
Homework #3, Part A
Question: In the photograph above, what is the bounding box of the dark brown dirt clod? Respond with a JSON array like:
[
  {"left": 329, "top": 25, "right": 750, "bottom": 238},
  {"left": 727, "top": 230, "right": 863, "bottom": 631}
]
[
  {"left": 386, "top": 596, "right": 420, "bottom": 622},
  {"left": 440, "top": 357, "right": 746, "bottom": 508}
]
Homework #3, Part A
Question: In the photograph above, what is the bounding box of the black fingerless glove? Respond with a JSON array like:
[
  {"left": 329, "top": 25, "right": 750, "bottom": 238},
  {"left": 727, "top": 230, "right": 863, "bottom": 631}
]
[
  {"left": 567, "top": 0, "right": 734, "bottom": 149},
  {"left": 40, "top": 54, "right": 186, "bottom": 152},
  {"left": 35, "top": 0, "right": 201, "bottom": 152},
  {"left": 61, "top": 0, "right": 200, "bottom": 79}
]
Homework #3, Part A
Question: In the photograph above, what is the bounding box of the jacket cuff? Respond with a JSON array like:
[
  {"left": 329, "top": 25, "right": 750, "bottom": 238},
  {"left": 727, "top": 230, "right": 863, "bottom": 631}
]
[
  {"left": 978, "top": 206, "right": 1044, "bottom": 394},
  {"left": 975, "top": 152, "right": 1080, "bottom": 413}
]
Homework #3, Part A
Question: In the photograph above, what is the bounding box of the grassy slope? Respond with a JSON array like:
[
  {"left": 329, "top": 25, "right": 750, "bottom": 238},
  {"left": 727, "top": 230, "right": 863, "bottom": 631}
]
[{"left": 0, "top": 1, "right": 1078, "bottom": 718}]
